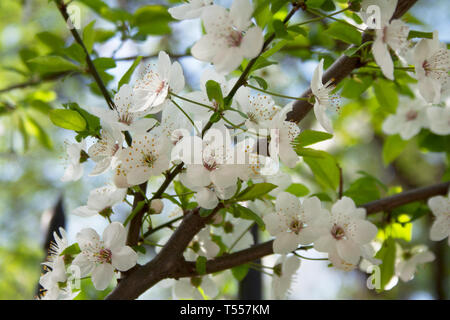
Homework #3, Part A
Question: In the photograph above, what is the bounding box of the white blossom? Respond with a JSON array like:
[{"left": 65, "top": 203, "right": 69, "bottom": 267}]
[
  {"left": 427, "top": 189, "right": 450, "bottom": 245},
  {"left": 72, "top": 184, "right": 127, "bottom": 217},
  {"left": 172, "top": 275, "right": 218, "bottom": 300},
  {"left": 361, "top": 0, "right": 409, "bottom": 80},
  {"left": 61, "top": 139, "right": 86, "bottom": 182},
  {"left": 90, "top": 84, "right": 157, "bottom": 133},
  {"left": 114, "top": 132, "right": 171, "bottom": 187},
  {"left": 72, "top": 222, "right": 138, "bottom": 290},
  {"left": 272, "top": 255, "right": 300, "bottom": 299},
  {"left": 314, "top": 197, "right": 378, "bottom": 266},
  {"left": 191, "top": 0, "right": 263, "bottom": 73},
  {"left": 169, "top": 0, "right": 214, "bottom": 20},
  {"left": 382, "top": 103, "right": 428, "bottom": 140},
  {"left": 263, "top": 192, "right": 326, "bottom": 254},
  {"left": 88, "top": 125, "right": 124, "bottom": 176},
  {"left": 132, "top": 51, "right": 185, "bottom": 114},
  {"left": 310, "top": 59, "right": 340, "bottom": 133},
  {"left": 427, "top": 105, "right": 450, "bottom": 136},
  {"left": 412, "top": 31, "right": 450, "bottom": 103},
  {"left": 396, "top": 245, "right": 435, "bottom": 282}
]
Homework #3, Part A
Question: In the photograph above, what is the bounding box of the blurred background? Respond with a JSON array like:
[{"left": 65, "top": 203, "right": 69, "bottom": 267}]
[{"left": 0, "top": 0, "right": 448, "bottom": 300}]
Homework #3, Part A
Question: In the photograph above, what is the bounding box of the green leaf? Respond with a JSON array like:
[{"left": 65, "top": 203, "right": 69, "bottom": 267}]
[
  {"left": 271, "top": 0, "right": 289, "bottom": 13},
  {"left": 196, "top": 256, "right": 207, "bottom": 275},
  {"left": 373, "top": 78, "right": 398, "bottom": 112},
  {"left": 132, "top": 5, "right": 173, "bottom": 36},
  {"left": 343, "top": 41, "right": 373, "bottom": 57},
  {"left": 344, "top": 176, "right": 380, "bottom": 205},
  {"left": 49, "top": 109, "right": 87, "bottom": 131},
  {"left": 320, "top": 0, "right": 336, "bottom": 11},
  {"left": 63, "top": 102, "right": 101, "bottom": 139},
  {"left": 340, "top": 76, "right": 373, "bottom": 99},
  {"left": 231, "top": 264, "right": 249, "bottom": 281},
  {"left": 251, "top": 76, "right": 268, "bottom": 90},
  {"left": 83, "top": 20, "right": 96, "bottom": 54},
  {"left": 234, "top": 205, "right": 265, "bottom": 230},
  {"left": 36, "top": 32, "right": 65, "bottom": 52},
  {"left": 304, "top": 152, "right": 340, "bottom": 190},
  {"left": 205, "top": 80, "right": 224, "bottom": 109},
  {"left": 285, "top": 183, "right": 310, "bottom": 197},
  {"left": 382, "top": 134, "right": 408, "bottom": 166},
  {"left": 293, "top": 130, "right": 333, "bottom": 148},
  {"left": 250, "top": 56, "right": 278, "bottom": 72},
  {"left": 28, "top": 56, "right": 80, "bottom": 73},
  {"left": 273, "top": 20, "right": 291, "bottom": 39},
  {"left": 235, "top": 183, "right": 277, "bottom": 201},
  {"left": 61, "top": 243, "right": 81, "bottom": 256},
  {"left": 374, "top": 237, "right": 397, "bottom": 291},
  {"left": 306, "top": 0, "right": 325, "bottom": 8},
  {"left": 93, "top": 57, "right": 116, "bottom": 70},
  {"left": 24, "top": 116, "right": 53, "bottom": 150},
  {"left": 287, "top": 25, "right": 308, "bottom": 37},
  {"left": 407, "top": 30, "right": 433, "bottom": 40},
  {"left": 294, "top": 147, "right": 327, "bottom": 158},
  {"left": 324, "top": 22, "right": 362, "bottom": 45},
  {"left": 64, "top": 43, "right": 86, "bottom": 64},
  {"left": 119, "top": 56, "right": 142, "bottom": 89}
]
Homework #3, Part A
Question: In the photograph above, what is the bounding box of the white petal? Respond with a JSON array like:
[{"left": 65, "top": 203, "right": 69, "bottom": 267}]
[
  {"left": 103, "top": 222, "right": 127, "bottom": 251},
  {"left": 91, "top": 263, "right": 115, "bottom": 291},
  {"left": 240, "top": 26, "right": 263, "bottom": 59},
  {"left": 112, "top": 246, "right": 138, "bottom": 271},
  {"left": 197, "top": 188, "right": 219, "bottom": 209},
  {"left": 273, "top": 231, "right": 300, "bottom": 254},
  {"left": 372, "top": 35, "right": 394, "bottom": 80}
]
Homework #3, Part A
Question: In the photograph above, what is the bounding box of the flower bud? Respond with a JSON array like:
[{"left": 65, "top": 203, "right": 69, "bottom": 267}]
[{"left": 150, "top": 199, "right": 164, "bottom": 214}]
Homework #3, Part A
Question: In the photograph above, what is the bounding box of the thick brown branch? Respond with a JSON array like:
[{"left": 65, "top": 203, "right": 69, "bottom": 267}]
[
  {"left": 286, "top": 0, "right": 418, "bottom": 123},
  {"left": 173, "top": 181, "right": 449, "bottom": 279},
  {"left": 106, "top": 180, "right": 447, "bottom": 299}
]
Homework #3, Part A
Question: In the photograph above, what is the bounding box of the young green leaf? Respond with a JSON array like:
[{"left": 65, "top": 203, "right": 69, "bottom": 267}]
[
  {"left": 49, "top": 109, "right": 87, "bottom": 131},
  {"left": 119, "top": 56, "right": 142, "bottom": 89},
  {"left": 235, "top": 183, "right": 277, "bottom": 201}
]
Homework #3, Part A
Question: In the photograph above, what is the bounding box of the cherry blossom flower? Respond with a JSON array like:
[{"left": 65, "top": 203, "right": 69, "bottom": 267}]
[
  {"left": 427, "top": 105, "right": 450, "bottom": 136},
  {"left": 88, "top": 125, "right": 124, "bottom": 176},
  {"left": 61, "top": 139, "right": 86, "bottom": 182},
  {"left": 235, "top": 93, "right": 280, "bottom": 130},
  {"left": 132, "top": 51, "right": 185, "bottom": 114},
  {"left": 191, "top": 0, "right": 263, "bottom": 73},
  {"left": 38, "top": 281, "right": 79, "bottom": 300},
  {"left": 179, "top": 127, "right": 243, "bottom": 209},
  {"left": 310, "top": 59, "right": 340, "bottom": 133},
  {"left": 90, "top": 84, "right": 157, "bottom": 133},
  {"left": 169, "top": 0, "right": 214, "bottom": 20},
  {"left": 361, "top": 0, "right": 409, "bottom": 80},
  {"left": 382, "top": 103, "right": 428, "bottom": 140},
  {"left": 427, "top": 189, "right": 450, "bottom": 245},
  {"left": 272, "top": 255, "right": 300, "bottom": 299},
  {"left": 172, "top": 275, "right": 218, "bottom": 300},
  {"left": 40, "top": 228, "right": 69, "bottom": 290},
  {"left": 396, "top": 245, "right": 435, "bottom": 282},
  {"left": 213, "top": 213, "right": 254, "bottom": 252},
  {"left": 263, "top": 192, "right": 326, "bottom": 254},
  {"left": 412, "top": 31, "right": 450, "bottom": 103},
  {"left": 186, "top": 226, "right": 220, "bottom": 259},
  {"left": 314, "top": 197, "right": 378, "bottom": 265},
  {"left": 267, "top": 103, "right": 301, "bottom": 168},
  {"left": 72, "top": 222, "right": 138, "bottom": 290},
  {"left": 114, "top": 132, "right": 171, "bottom": 187},
  {"left": 72, "top": 184, "right": 127, "bottom": 217}
]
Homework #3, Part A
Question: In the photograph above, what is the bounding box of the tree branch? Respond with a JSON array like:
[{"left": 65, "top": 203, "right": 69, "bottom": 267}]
[
  {"left": 106, "top": 180, "right": 448, "bottom": 299},
  {"left": 285, "top": 0, "right": 419, "bottom": 123},
  {"left": 55, "top": 0, "right": 115, "bottom": 111}
]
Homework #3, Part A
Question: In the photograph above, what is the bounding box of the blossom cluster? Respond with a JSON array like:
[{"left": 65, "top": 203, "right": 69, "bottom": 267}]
[{"left": 38, "top": 0, "right": 448, "bottom": 300}]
